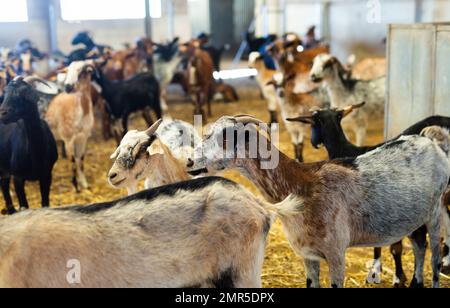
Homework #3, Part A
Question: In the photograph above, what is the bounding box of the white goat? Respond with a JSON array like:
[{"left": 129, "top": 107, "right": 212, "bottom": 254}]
[
  {"left": 248, "top": 52, "right": 279, "bottom": 124},
  {"left": 108, "top": 119, "right": 201, "bottom": 195},
  {"left": 310, "top": 54, "right": 386, "bottom": 146},
  {"left": 0, "top": 177, "right": 301, "bottom": 288}
]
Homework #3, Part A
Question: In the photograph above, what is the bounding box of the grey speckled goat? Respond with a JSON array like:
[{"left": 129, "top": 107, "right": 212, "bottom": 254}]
[{"left": 190, "top": 115, "right": 450, "bottom": 288}]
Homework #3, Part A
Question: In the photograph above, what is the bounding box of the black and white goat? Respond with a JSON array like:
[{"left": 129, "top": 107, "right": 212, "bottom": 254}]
[
  {"left": 310, "top": 54, "right": 386, "bottom": 146},
  {"left": 288, "top": 104, "right": 450, "bottom": 287},
  {"left": 0, "top": 77, "right": 58, "bottom": 214},
  {"left": 0, "top": 177, "right": 301, "bottom": 288},
  {"left": 190, "top": 115, "right": 450, "bottom": 288},
  {"left": 153, "top": 38, "right": 182, "bottom": 115}
]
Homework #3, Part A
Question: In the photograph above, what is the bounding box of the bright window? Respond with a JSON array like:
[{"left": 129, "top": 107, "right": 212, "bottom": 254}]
[
  {"left": 60, "top": 0, "right": 162, "bottom": 21},
  {"left": 149, "top": 0, "right": 162, "bottom": 18},
  {"left": 0, "top": 0, "right": 28, "bottom": 22}
]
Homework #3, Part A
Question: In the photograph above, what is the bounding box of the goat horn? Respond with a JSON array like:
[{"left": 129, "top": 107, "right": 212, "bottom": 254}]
[
  {"left": 233, "top": 115, "right": 265, "bottom": 126},
  {"left": 144, "top": 119, "right": 164, "bottom": 137},
  {"left": 13, "top": 76, "right": 24, "bottom": 82},
  {"left": 23, "top": 76, "right": 51, "bottom": 89},
  {"left": 341, "top": 102, "right": 366, "bottom": 116}
]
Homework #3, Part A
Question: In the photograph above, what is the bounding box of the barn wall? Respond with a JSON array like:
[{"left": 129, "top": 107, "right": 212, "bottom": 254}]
[
  {"left": 0, "top": 0, "right": 192, "bottom": 53},
  {"left": 0, "top": 0, "right": 50, "bottom": 50},
  {"left": 254, "top": 0, "right": 450, "bottom": 61}
]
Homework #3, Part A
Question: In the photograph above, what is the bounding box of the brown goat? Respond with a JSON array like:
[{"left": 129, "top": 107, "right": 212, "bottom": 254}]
[
  {"left": 180, "top": 40, "right": 214, "bottom": 121},
  {"left": 46, "top": 62, "right": 96, "bottom": 192}
]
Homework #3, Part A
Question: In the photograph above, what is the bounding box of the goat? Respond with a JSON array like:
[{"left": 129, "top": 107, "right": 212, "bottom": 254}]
[
  {"left": 310, "top": 54, "right": 386, "bottom": 146},
  {"left": 94, "top": 63, "right": 162, "bottom": 142},
  {"left": 153, "top": 38, "right": 182, "bottom": 115},
  {"left": 190, "top": 115, "right": 450, "bottom": 288},
  {"left": 0, "top": 77, "right": 58, "bottom": 214},
  {"left": 179, "top": 40, "right": 215, "bottom": 120},
  {"left": 104, "top": 37, "right": 153, "bottom": 81},
  {"left": 245, "top": 32, "right": 278, "bottom": 54},
  {"left": 65, "top": 31, "right": 111, "bottom": 64},
  {"left": 267, "top": 72, "right": 328, "bottom": 162},
  {"left": 108, "top": 119, "right": 201, "bottom": 195},
  {"left": 288, "top": 104, "right": 450, "bottom": 287},
  {"left": 267, "top": 39, "right": 330, "bottom": 76},
  {"left": 211, "top": 81, "right": 240, "bottom": 103},
  {"left": 197, "top": 32, "right": 228, "bottom": 72},
  {"left": 248, "top": 52, "right": 279, "bottom": 125},
  {"left": 421, "top": 126, "right": 450, "bottom": 276},
  {"left": 348, "top": 56, "right": 387, "bottom": 81},
  {"left": 0, "top": 176, "right": 301, "bottom": 288},
  {"left": 46, "top": 61, "right": 96, "bottom": 192}
]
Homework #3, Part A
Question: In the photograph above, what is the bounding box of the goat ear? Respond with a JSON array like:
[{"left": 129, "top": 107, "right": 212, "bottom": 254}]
[
  {"left": 266, "top": 80, "right": 277, "bottom": 88},
  {"left": 148, "top": 141, "right": 165, "bottom": 156},
  {"left": 286, "top": 116, "right": 314, "bottom": 125}
]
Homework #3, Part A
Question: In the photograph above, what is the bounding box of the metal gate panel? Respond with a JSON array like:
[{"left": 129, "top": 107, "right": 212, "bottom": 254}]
[{"left": 386, "top": 23, "right": 450, "bottom": 139}]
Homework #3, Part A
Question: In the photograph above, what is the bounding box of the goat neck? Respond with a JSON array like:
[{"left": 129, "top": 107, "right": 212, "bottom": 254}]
[
  {"left": 147, "top": 142, "right": 190, "bottom": 185},
  {"left": 236, "top": 135, "right": 321, "bottom": 203},
  {"left": 323, "top": 65, "right": 351, "bottom": 108}
]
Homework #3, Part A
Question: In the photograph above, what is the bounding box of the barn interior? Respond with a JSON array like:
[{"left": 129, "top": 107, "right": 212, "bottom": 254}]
[{"left": 0, "top": 0, "right": 449, "bottom": 288}]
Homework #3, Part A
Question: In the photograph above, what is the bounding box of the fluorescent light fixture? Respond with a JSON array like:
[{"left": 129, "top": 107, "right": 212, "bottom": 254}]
[
  {"left": 0, "top": 0, "right": 28, "bottom": 22},
  {"left": 60, "top": 0, "right": 162, "bottom": 21},
  {"left": 213, "top": 69, "right": 258, "bottom": 80}
]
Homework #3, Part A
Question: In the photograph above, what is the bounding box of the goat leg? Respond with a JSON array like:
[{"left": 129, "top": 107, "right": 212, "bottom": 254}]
[
  {"left": 39, "top": 174, "right": 52, "bottom": 208},
  {"left": 60, "top": 141, "right": 67, "bottom": 160},
  {"left": 443, "top": 244, "right": 450, "bottom": 275},
  {"left": 390, "top": 241, "right": 407, "bottom": 288},
  {"left": 1, "top": 177, "right": 16, "bottom": 214},
  {"left": 269, "top": 111, "right": 278, "bottom": 126},
  {"left": 367, "top": 248, "right": 382, "bottom": 284},
  {"left": 71, "top": 157, "right": 80, "bottom": 194},
  {"left": 122, "top": 116, "right": 129, "bottom": 137},
  {"left": 142, "top": 107, "right": 154, "bottom": 127},
  {"left": 408, "top": 226, "right": 427, "bottom": 288},
  {"left": 206, "top": 89, "right": 212, "bottom": 117},
  {"left": 294, "top": 143, "right": 304, "bottom": 163},
  {"left": 427, "top": 211, "right": 442, "bottom": 288},
  {"left": 327, "top": 251, "right": 346, "bottom": 288},
  {"left": 442, "top": 202, "right": 450, "bottom": 275},
  {"left": 13, "top": 177, "right": 29, "bottom": 211},
  {"left": 304, "top": 259, "right": 321, "bottom": 288}
]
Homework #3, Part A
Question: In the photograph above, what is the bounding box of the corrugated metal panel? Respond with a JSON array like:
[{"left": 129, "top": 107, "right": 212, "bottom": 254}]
[
  {"left": 386, "top": 23, "right": 450, "bottom": 139},
  {"left": 233, "top": 0, "right": 255, "bottom": 42},
  {"left": 434, "top": 24, "right": 450, "bottom": 115}
]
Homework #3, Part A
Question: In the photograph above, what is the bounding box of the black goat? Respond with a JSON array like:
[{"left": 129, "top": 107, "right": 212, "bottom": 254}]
[
  {"left": 288, "top": 103, "right": 450, "bottom": 288},
  {"left": 65, "top": 32, "right": 111, "bottom": 65},
  {"left": 289, "top": 103, "right": 450, "bottom": 159},
  {"left": 94, "top": 68, "right": 162, "bottom": 142},
  {"left": 0, "top": 77, "right": 58, "bottom": 214},
  {"left": 197, "top": 32, "right": 227, "bottom": 72}
]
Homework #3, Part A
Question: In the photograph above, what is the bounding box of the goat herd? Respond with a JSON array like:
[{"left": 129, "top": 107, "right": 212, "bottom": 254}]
[{"left": 0, "top": 30, "right": 448, "bottom": 289}]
